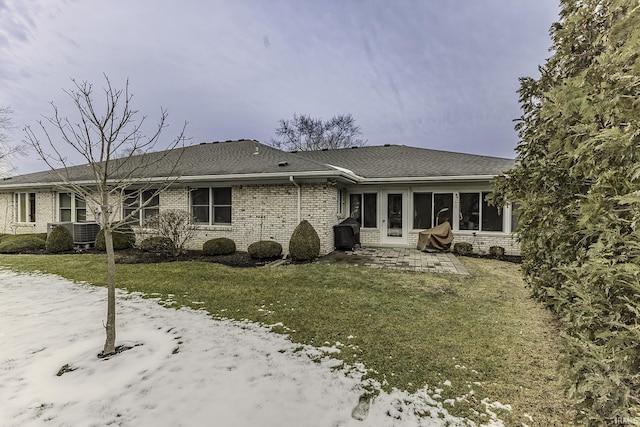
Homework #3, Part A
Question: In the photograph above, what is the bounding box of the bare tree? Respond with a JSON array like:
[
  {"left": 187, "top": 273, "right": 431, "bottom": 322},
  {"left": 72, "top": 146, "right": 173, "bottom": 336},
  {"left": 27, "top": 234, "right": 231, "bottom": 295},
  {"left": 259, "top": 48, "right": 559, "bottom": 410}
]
[
  {"left": 0, "top": 106, "right": 25, "bottom": 176},
  {"left": 270, "top": 113, "right": 366, "bottom": 151},
  {"left": 24, "top": 76, "right": 187, "bottom": 357}
]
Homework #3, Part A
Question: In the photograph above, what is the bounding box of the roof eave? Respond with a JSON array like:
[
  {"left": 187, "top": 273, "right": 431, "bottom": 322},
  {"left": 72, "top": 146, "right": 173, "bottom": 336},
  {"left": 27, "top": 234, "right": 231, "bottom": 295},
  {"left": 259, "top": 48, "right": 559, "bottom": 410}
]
[
  {"left": 358, "top": 175, "right": 499, "bottom": 184},
  {"left": 175, "top": 170, "right": 360, "bottom": 184},
  {"left": 0, "top": 170, "right": 360, "bottom": 190}
]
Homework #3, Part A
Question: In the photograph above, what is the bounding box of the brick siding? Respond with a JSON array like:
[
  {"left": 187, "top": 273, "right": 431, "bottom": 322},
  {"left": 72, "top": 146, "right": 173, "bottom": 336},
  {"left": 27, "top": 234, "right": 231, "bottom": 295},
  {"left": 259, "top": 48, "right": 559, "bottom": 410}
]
[
  {"left": 185, "top": 183, "right": 337, "bottom": 255},
  {"left": 1, "top": 185, "right": 520, "bottom": 256}
]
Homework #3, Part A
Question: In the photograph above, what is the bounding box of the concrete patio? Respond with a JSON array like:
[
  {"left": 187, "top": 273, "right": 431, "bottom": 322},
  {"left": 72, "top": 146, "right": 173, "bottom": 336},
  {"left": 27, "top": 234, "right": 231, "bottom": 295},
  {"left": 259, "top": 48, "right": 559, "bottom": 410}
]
[{"left": 316, "top": 247, "right": 469, "bottom": 275}]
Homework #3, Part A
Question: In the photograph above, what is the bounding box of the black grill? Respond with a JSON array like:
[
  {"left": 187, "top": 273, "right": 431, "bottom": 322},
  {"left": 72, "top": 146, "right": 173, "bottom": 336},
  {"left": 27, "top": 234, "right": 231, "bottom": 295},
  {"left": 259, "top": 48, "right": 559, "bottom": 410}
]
[{"left": 333, "top": 217, "right": 360, "bottom": 250}]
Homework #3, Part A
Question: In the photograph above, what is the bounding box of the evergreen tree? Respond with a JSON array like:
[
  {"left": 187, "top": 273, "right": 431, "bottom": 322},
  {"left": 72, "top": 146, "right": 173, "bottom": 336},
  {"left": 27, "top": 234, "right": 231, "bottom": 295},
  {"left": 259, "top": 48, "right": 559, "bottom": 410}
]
[{"left": 493, "top": 0, "right": 640, "bottom": 423}]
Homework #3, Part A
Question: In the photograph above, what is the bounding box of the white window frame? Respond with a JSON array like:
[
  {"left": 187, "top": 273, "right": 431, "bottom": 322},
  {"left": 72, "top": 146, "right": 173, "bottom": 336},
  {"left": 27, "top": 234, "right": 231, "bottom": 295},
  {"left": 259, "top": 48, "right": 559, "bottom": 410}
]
[
  {"left": 509, "top": 202, "right": 519, "bottom": 234},
  {"left": 337, "top": 188, "right": 345, "bottom": 217},
  {"left": 190, "top": 187, "right": 232, "bottom": 225},
  {"left": 123, "top": 189, "right": 160, "bottom": 226},
  {"left": 349, "top": 192, "right": 378, "bottom": 228},
  {"left": 410, "top": 191, "right": 454, "bottom": 231},
  {"left": 14, "top": 192, "right": 36, "bottom": 223},
  {"left": 58, "top": 192, "right": 87, "bottom": 222},
  {"left": 458, "top": 191, "right": 504, "bottom": 232}
]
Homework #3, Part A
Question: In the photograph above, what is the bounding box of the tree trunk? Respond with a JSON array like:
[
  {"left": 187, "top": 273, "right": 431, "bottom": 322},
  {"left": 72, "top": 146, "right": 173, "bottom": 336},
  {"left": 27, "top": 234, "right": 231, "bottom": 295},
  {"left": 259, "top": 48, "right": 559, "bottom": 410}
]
[{"left": 102, "top": 227, "right": 117, "bottom": 356}]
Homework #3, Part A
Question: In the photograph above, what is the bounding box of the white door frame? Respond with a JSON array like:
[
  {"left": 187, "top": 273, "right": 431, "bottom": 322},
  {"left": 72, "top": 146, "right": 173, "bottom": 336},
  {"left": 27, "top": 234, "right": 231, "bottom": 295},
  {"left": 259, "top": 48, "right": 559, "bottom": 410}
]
[{"left": 381, "top": 190, "right": 408, "bottom": 245}]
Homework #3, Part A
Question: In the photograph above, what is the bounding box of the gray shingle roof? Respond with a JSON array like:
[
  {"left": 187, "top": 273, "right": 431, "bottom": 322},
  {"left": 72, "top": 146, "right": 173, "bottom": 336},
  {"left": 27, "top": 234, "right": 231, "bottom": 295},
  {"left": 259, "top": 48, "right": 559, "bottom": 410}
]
[
  {"left": 0, "top": 140, "right": 514, "bottom": 188},
  {"left": 295, "top": 145, "right": 514, "bottom": 179},
  {"left": 157, "top": 140, "right": 336, "bottom": 176},
  {"left": 1, "top": 140, "right": 335, "bottom": 187}
]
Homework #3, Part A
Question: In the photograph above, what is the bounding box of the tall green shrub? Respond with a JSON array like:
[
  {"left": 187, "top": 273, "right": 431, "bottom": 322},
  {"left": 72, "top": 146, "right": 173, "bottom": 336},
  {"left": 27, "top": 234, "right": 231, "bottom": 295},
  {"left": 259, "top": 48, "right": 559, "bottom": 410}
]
[
  {"left": 493, "top": 1, "right": 640, "bottom": 423},
  {"left": 46, "top": 225, "right": 74, "bottom": 253},
  {"left": 288, "top": 220, "right": 320, "bottom": 262}
]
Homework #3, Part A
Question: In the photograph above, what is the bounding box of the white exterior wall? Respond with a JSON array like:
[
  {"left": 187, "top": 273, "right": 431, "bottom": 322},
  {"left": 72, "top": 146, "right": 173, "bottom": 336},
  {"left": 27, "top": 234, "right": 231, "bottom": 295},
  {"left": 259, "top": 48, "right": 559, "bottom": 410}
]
[
  {"left": 347, "top": 183, "right": 521, "bottom": 255},
  {"left": 0, "top": 192, "right": 16, "bottom": 233},
  {"left": 0, "top": 181, "right": 519, "bottom": 256},
  {"left": 0, "top": 184, "right": 340, "bottom": 254},
  {"left": 300, "top": 183, "right": 338, "bottom": 255},
  {"left": 1, "top": 189, "right": 130, "bottom": 235},
  {"left": 0, "top": 191, "right": 56, "bottom": 235},
  {"left": 184, "top": 182, "right": 337, "bottom": 255},
  {"left": 445, "top": 233, "right": 521, "bottom": 256},
  {"left": 160, "top": 187, "right": 189, "bottom": 212},
  {"left": 359, "top": 228, "right": 520, "bottom": 256}
]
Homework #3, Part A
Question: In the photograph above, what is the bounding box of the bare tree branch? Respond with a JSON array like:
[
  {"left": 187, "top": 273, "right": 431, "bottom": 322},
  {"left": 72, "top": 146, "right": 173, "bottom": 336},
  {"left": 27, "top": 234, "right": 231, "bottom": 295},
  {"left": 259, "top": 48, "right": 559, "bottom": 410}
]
[
  {"left": 269, "top": 113, "right": 366, "bottom": 151},
  {"left": 23, "top": 76, "right": 189, "bottom": 357},
  {"left": 0, "top": 106, "right": 26, "bottom": 176}
]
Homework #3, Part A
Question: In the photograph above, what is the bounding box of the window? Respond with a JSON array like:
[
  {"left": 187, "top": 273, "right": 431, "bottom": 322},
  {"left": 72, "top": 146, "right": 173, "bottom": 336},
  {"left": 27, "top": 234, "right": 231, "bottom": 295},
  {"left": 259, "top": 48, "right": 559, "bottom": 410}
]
[
  {"left": 363, "top": 194, "right": 377, "bottom": 227},
  {"left": 59, "top": 193, "right": 86, "bottom": 222},
  {"left": 413, "top": 193, "right": 453, "bottom": 229},
  {"left": 349, "top": 193, "right": 377, "bottom": 228},
  {"left": 459, "top": 193, "right": 480, "bottom": 230},
  {"left": 123, "top": 189, "right": 160, "bottom": 225},
  {"left": 337, "top": 189, "right": 345, "bottom": 216},
  {"left": 191, "top": 187, "right": 232, "bottom": 225},
  {"left": 14, "top": 193, "right": 36, "bottom": 223},
  {"left": 458, "top": 191, "right": 503, "bottom": 232},
  {"left": 481, "top": 192, "right": 503, "bottom": 231},
  {"left": 433, "top": 193, "right": 453, "bottom": 225},
  {"left": 212, "top": 188, "right": 232, "bottom": 224},
  {"left": 191, "top": 188, "right": 210, "bottom": 223},
  {"left": 413, "top": 192, "right": 432, "bottom": 229}
]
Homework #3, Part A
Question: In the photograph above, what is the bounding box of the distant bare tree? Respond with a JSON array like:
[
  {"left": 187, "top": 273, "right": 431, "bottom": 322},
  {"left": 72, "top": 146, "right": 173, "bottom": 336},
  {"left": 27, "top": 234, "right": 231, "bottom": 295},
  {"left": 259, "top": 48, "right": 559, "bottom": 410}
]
[
  {"left": 0, "top": 106, "right": 24, "bottom": 176},
  {"left": 24, "top": 76, "right": 187, "bottom": 357},
  {"left": 270, "top": 113, "right": 366, "bottom": 151}
]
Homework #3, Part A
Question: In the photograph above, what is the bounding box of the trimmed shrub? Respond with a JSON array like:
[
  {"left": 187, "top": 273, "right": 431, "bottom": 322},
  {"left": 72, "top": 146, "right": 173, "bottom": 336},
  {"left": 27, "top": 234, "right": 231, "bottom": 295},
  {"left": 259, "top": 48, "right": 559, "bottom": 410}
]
[
  {"left": 203, "top": 238, "right": 236, "bottom": 256},
  {"left": 95, "top": 225, "right": 135, "bottom": 251},
  {"left": 247, "top": 240, "right": 282, "bottom": 260},
  {"left": 0, "top": 234, "right": 46, "bottom": 253},
  {"left": 289, "top": 220, "right": 320, "bottom": 262},
  {"left": 453, "top": 242, "right": 473, "bottom": 255},
  {"left": 139, "top": 236, "right": 173, "bottom": 253},
  {"left": 46, "top": 225, "right": 74, "bottom": 253},
  {"left": 489, "top": 246, "right": 505, "bottom": 257}
]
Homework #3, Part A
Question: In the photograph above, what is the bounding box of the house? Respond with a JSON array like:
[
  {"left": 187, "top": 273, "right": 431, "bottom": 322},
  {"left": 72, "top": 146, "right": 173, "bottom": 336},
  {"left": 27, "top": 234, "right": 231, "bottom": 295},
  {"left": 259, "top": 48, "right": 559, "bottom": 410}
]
[{"left": 0, "top": 140, "right": 519, "bottom": 255}]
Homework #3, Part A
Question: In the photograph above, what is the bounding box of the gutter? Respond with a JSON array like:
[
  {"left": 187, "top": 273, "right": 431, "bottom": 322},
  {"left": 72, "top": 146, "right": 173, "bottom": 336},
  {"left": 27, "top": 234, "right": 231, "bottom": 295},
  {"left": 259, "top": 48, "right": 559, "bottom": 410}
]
[
  {"left": 0, "top": 170, "right": 499, "bottom": 191},
  {"left": 289, "top": 176, "right": 301, "bottom": 223},
  {"left": 0, "top": 170, "right": 361, "bottom": 190},
  {"left": 358, "top": 175, "right": 498, "bottom": 184}
]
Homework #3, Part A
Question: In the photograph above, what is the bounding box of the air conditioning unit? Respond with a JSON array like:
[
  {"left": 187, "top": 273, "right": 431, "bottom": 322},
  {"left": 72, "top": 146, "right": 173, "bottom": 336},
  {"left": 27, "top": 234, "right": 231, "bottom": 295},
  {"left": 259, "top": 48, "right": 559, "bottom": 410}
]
[
  {"left": 47, "top": 222, "right": 101, "bottom": 245},
  {"left": 73, "top": 222, "right": 101, "bottom": 245}
]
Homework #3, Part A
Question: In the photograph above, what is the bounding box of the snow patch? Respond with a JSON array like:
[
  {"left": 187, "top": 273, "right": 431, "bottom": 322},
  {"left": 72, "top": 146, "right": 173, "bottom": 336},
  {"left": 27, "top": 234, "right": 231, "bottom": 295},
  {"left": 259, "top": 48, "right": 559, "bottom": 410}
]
[{"left": 0, "top": 268, "right": 510, "bottom": 427}]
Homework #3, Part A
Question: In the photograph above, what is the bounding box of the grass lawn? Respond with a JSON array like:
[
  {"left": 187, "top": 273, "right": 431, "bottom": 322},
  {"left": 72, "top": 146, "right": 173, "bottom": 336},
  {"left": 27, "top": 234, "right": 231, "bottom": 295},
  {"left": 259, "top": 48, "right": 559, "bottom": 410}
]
[{"left": 0, "top": 254, "right": 574, "bottom": 425}]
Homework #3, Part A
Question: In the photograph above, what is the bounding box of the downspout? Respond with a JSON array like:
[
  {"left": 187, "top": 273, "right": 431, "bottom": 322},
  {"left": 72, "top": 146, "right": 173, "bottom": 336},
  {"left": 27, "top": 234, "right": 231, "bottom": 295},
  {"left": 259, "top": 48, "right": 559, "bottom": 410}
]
[{"left": 289, "top": 176, "right": 301, "bottom": 223}]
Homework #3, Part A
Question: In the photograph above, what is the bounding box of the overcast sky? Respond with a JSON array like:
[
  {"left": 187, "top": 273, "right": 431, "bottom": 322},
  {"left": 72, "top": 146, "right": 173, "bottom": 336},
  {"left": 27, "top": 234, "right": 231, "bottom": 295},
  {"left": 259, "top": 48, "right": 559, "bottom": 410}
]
[{"left": 0, "top": 1, "right": 558, "bottom": 175}]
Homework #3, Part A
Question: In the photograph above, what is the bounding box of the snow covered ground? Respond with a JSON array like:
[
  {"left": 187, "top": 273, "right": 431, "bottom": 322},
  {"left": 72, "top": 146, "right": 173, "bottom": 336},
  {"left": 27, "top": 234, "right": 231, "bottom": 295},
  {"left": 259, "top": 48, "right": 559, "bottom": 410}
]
[{"left": 0, "top": 268, "right": 506, "bottom": 426}]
